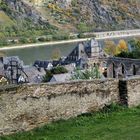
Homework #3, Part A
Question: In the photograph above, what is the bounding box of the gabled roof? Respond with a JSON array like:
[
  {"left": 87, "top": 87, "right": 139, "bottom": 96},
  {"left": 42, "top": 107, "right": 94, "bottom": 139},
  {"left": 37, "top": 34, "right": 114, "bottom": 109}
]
[{"left": 50, "top": 73, "right": 71, "bottom": 82}]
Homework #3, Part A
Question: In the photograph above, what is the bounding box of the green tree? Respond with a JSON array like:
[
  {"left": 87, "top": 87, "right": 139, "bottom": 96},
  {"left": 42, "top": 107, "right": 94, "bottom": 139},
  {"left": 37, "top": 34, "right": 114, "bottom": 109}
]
[
  {"left": 71, "top": 65, "right": 101, "bottom": 80},
  {"left": 43, "top": 66, "right": 68, "bottom": 82},
  {"left": 77, "top": 22, "right": 90, "bottom": 33},
  {"left": 115, "top": 40, "right": 140, "bottom": 59},
  {"left": 43, "top": 70, "right": 53, "bottom": 82},
  {"left": 51, "top": 66, "right": 68, "bottom": 74},
  {"left": 104, "top": 41, "right": 116, "bottom": 56}
]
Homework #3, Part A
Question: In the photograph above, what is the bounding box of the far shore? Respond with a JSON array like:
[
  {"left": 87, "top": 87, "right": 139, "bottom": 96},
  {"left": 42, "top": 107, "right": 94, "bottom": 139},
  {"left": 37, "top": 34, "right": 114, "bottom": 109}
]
[{"left": 0, "top": 38, "right": 91, "bottom": 51}]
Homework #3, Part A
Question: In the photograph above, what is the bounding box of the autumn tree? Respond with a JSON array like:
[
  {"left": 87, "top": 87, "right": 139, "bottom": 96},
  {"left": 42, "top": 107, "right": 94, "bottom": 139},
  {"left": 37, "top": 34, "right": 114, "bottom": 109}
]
[
  {"left": 104, "top": 40, "right": 116, "bottom": 56},
  {"left": 115, "top": 39, "right": 128, "bottom": 55}
]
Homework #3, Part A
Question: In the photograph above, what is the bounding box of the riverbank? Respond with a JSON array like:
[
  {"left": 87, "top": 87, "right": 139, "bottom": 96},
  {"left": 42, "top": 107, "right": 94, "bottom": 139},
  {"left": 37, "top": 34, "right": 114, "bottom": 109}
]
[{"left": 0, "top": 38, "right": 91, "bottom": 51}]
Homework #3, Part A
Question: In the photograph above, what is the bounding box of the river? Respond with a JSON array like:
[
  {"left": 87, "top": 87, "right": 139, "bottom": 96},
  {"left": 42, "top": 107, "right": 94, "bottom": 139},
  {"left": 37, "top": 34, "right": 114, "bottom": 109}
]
[
  {"left": 3, "top": 43, "right": 77, "bottom": 65},
  {"left": 2, "top": 37, "right": 135, "bottom": 65}
]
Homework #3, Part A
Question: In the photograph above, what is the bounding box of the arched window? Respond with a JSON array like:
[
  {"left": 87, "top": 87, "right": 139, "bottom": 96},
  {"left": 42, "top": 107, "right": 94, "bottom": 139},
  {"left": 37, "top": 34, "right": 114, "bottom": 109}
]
[
  {"left": 121, "top": 64, "right": 125, "bottom": 74},
  {"left": 113, "top": 63, "right": 116, "bottom": 78},
  {"left": 133, "top": 65, "right": 136, "bottom": 75},
  {"left": 103, "top": 68, "right": 107, "bottom": 78}
]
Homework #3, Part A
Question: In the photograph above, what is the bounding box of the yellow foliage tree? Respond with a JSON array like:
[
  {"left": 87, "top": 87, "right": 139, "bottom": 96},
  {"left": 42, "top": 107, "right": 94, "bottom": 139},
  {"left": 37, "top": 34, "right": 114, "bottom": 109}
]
[{"left": 115, "top": 40, "right": 128, "bottom": 55}]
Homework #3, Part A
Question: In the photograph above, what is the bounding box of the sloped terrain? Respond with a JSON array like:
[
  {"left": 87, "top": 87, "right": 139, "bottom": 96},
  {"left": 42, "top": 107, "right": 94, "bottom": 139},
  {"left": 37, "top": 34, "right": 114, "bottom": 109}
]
[
  {"left": 27, "top": 0, "right": 140, "bottom": 31},
  {"left": 0, "top": 0, "right": 139, "bottom": 38},
  {"left": 0, "top": 0, "right": 56, "bottom": 39}
]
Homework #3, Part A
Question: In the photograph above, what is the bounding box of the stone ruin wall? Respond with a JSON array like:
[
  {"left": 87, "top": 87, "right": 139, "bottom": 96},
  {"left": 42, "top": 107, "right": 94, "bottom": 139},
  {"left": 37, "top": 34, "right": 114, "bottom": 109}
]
[
  {"left": 127, "top": 78, "right": 140, "bottom": 107},
  {"left": 0, "top": 78, "right": 140, "bottom": 135},
  {"left": 0, "top": 79, "right": 119, "bottom": 135}
]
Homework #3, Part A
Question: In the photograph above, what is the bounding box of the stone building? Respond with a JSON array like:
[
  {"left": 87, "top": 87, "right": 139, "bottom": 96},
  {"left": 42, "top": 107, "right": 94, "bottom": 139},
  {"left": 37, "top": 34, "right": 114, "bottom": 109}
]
[
  {"left": 0, "top": 56, "right": 46, "bottom": 84},
  {"left": 65, "top": 39, "right": 140, "bottom": 78}
]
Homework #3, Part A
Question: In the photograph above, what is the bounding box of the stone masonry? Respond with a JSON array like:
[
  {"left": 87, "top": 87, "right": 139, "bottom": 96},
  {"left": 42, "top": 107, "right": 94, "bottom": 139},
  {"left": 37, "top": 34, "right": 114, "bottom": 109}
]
[
  {"left": 0, "top": 77, "right": 140, "bottom": 135},
  {"left": 127, "top": 78, "right": 140, "bottom": 107},
  {"left": 0, "top": 79, "right": 119, "bottom": 135}
]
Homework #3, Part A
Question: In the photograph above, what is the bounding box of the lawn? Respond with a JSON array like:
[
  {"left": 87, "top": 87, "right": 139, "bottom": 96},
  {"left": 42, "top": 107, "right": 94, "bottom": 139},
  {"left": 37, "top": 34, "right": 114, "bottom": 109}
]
[{"left": 0, "top": 105, "right": 140, "bottom": 140}]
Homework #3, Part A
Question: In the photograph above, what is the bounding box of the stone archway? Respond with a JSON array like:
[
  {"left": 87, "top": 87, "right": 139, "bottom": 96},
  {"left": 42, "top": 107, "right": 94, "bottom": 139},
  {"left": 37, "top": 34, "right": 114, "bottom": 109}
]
[
  {"left": 112, "top": 63, "right": 116, "bottom": 78},
  {"left": 121, "top": 63, "right": 125, "bottom": 75},
  {"left": 133, "top": 65, "right": 136, "bottom": 75}
]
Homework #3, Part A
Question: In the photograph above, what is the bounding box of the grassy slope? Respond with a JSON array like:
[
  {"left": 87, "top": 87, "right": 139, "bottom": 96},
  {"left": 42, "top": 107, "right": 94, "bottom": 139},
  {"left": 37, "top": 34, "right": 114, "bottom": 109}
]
[
  {"left": 0, "top": 11, "right": 14, "bottom": 26},
  {"left": 1, "top": 106, "right": 140, "bottom": 140}
]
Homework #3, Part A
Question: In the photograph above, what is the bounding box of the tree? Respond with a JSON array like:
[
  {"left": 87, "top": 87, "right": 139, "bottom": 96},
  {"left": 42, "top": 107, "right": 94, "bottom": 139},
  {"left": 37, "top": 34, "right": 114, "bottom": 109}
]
[
  {"left": 116, "top": 40, "right": 128, "bottom": 55},
  {"left": 104, "top": 40, "right": 116, "bottom": 56},
  {"left": 71, "top": 65, "right": 101, "bottom": 80},
  {"left": 51, "top": 48, "right": 61, "bottom": 60},
  {"left": 129, "top": 39, "right": 140, "bottom": 49},
  {"left": 19, "top": 37, "right": 28, "bottom": 44},
  {"left": 132, "top": 42, "right": 140, "bottom": 59},
  {"left": 115, "top": 40, "right": 140, "bottom": 59},
  {"left": 43, "top": 66, "right": 68, "bottom": 82},
  {"left": 51, "top": 66, "right": 68, "bottom": 74},
  {"left": 43, "top": 70, "right": 53, "bottom": 82},
  {"left": 77, "top": 22, "right": 90, "bottom": 33}
]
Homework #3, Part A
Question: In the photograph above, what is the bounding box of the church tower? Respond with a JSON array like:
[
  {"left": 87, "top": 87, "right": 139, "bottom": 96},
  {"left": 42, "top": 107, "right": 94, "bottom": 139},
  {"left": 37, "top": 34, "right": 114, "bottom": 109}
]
[{"left": 90, "top": 39, "right": 100, "bottom": 57}]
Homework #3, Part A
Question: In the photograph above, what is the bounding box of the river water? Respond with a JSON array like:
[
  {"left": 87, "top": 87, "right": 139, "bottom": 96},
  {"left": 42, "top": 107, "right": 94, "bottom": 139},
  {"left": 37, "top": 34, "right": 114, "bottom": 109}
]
[
  {"left": 3, "top": 43, "right": 77, "bottom": 65},
  {"left": 2, "top": 37, "right": 134, "bottom": 65}
]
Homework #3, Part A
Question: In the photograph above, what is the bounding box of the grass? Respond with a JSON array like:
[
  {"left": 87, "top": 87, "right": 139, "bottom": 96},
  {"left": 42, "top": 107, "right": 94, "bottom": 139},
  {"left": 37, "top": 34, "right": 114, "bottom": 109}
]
[
  {"left": 0, "top": 105, "right": 140, "bottom": 140},
  {"left": 0, "top": 11, "right": 14, "bottom": 26}
]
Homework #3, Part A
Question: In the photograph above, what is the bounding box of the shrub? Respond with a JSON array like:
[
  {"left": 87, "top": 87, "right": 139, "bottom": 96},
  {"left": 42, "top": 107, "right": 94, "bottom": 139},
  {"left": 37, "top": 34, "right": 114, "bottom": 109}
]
[
  {"left": 51, "top": 66, "right": 68, "bottom": 74},
  {"left": 43, "top": 70, "right": 53, "bottom": 82},
  {"left": 77, "top": 33, "right": 85, "bottom": 38},
  {"left": 19, "top": 37, "right": 28, "bottom": 44},
  {"left": 43, "top": 66, "right": 68, "bottom": 82},
  {"left": 71, "top": 65, "right": 101, "bottom": 80}
]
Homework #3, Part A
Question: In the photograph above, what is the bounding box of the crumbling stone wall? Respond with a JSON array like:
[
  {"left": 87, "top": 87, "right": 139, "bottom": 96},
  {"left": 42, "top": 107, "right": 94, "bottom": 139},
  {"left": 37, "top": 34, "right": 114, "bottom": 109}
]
[
  {"left": 127, "top": 77, "right": 140, "bottom": 107},
  {"left": 0, "top": 79, "right": 119, "bottom": 135},
  {"left": 0, "top": 77, "right": 140, "bottom": 135}
]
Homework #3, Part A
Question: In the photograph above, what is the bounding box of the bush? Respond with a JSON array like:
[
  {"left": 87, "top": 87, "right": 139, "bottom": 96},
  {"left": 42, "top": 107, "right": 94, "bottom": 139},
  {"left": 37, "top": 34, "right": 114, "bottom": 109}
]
[
  {"left": 46, "top": 35, "right": 53, "bottom": 41},
  {"left": 29, "top": 37, "right": 37, "bottom": 43},
  {"left": 19, "top": 37, "right": 28, "bottom": 44},
  {"left": 52, "top": 33, "right": 70, "bottom": 40},
  {"left": 0, "top": 39, "right": 8, "bottom": 46},
  {"left": 51, "top": 66, "right": 68, "bottom": 74},
  {"left": 77, "top": 33, "right": 85, "bottom": 38},
  {"left": 43, "top": 70, "right": 53, "bottom": 82},
  {"left": 77, "top": 22, "right": 90, "bottom": 33},
  {"left": 115, "top": 40, "right": 140, "bottom": 59},
  {"left": 43, "top": 66, "right": 68, "bottom": 82},
  {"left": 71, "top": 65, "right": 101, "bottom": 80}
]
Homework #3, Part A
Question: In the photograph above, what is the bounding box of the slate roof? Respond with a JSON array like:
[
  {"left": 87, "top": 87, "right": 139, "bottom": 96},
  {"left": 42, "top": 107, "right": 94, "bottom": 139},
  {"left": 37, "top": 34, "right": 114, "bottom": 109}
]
[
  {"left": 33, "top": 60, "right": 50, "bottom": 68},
  {"left": 24, "top": 66, "right": 46, "bottom": 83},
  {"left": 50, "top": 73, "right": 71, "bottom": 83}
]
